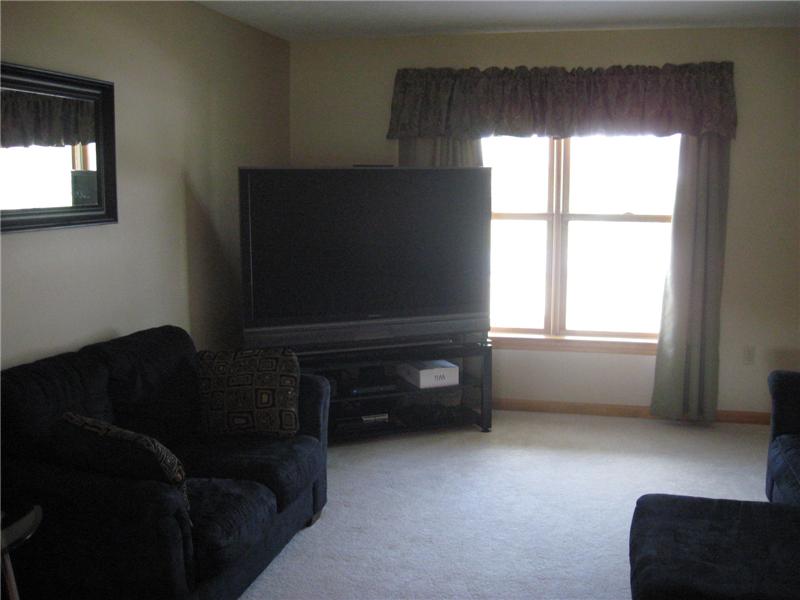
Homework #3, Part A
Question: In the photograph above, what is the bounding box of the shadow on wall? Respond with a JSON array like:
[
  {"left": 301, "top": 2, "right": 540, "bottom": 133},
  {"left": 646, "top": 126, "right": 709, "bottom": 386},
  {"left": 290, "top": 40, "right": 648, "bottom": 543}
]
[
  {"left": 184, "top": 174, "right": 242, "bottom": 351},
  {"left": 768, "top": 347, "right": 800, "bottom": 371}
]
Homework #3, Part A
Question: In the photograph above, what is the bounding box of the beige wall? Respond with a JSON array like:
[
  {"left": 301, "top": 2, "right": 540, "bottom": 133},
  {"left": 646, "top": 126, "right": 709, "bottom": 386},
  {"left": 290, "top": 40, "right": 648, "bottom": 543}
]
[
  {"left": 290, "top": 28, "right": 800, "bottom": 412},
  {"left": 1, "top": 1, "right": 290, "bottom": 367},
  {"left": 2, "top": 10, "right": 797, "bottom": 413}
]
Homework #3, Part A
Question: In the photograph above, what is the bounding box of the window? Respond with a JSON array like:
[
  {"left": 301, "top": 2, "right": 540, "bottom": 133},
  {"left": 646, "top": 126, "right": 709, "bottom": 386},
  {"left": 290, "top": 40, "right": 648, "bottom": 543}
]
[{"left": 484, "top": 134, "right": 681, "bottom": 343}]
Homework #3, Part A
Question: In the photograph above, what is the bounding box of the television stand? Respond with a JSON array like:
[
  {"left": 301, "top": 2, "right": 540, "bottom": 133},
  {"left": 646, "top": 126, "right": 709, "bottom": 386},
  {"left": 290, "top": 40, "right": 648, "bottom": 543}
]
[{"left": 298, "top": 341, "right": 492, "bottom": 441}]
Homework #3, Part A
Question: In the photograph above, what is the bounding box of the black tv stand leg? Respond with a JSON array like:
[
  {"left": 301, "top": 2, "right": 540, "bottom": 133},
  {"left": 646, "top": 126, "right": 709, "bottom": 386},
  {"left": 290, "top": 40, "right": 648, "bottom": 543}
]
[{"left": 479, "top": 344, "right": 492, "bottom": 432}]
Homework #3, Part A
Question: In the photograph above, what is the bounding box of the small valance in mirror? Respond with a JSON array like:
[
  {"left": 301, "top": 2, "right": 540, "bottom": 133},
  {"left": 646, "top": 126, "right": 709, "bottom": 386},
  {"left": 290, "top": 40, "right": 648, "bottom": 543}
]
[{"left": 2, "top": 89, "right": 96, "bottom": 148}]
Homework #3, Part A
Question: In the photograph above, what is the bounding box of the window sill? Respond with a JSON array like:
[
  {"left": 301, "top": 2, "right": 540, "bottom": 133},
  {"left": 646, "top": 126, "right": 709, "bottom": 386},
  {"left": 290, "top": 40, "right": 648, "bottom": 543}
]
[{"left": 489, "top": 332, "right": 658, "bottom": 355}]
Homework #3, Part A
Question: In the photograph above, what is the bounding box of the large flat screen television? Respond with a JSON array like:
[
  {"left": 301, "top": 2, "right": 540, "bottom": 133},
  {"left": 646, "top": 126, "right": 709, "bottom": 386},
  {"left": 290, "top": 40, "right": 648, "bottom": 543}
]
[{"left": 240, "top": 167, "right": 491, "bottom": 351}]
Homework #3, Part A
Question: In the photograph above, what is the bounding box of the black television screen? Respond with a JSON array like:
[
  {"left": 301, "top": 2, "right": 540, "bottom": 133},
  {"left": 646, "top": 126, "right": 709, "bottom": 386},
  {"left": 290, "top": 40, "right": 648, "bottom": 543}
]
[{"left": 240, "top": 167, "right": 491, "bottom": 349}]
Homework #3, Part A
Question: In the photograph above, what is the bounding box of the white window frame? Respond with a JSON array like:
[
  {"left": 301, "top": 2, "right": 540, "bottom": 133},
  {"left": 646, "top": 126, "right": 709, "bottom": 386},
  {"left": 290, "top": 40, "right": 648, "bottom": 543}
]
[{"left": 489, "top": 137, "right": 674, "bottom": 353}]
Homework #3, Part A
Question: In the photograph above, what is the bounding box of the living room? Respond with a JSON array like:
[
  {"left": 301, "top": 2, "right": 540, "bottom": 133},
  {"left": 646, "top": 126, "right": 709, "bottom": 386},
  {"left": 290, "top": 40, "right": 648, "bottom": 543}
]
[{"left": 1, "top": 2, "right": 799, "bottom": 599}]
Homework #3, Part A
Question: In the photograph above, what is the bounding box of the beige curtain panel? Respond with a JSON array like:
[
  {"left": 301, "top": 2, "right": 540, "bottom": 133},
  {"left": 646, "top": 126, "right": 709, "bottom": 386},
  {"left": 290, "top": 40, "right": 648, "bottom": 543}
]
[
  {"left": 398, "top": 137, "right": 483, "bottom": 168},
  {"left": 1, "top": 89, "right": 96, "bottom": 148},
  {"left": 386, "top": 62, "right": 737, "bottom": 140},
  {"left": 651, "top": 134, "right": 731, "bottom": 422}
]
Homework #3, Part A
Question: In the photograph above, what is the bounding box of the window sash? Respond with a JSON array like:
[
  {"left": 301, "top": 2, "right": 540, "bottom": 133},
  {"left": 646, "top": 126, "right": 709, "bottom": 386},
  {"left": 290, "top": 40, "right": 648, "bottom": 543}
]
[{"left": 489, "top": 137, "right": 673, "bottom": 339}]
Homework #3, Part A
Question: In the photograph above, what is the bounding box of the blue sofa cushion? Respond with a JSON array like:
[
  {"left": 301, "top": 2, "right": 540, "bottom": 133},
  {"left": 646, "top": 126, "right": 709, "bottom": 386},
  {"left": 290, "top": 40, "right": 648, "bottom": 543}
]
[
  {"left": 630, "top": 494, "right": 800, "bottom": 600},
  {"left": 1, "top": 351, "right": 112, "bottom": 459},
  {"left": 768, "top": 434, "right": 800, "bottom": 506},
  {"left": 80, "top": 325, "right": 200, "bottom": 445},
  {"left": 187, "top": 478, "right": 277, "bottom": 577},
  {"left": 52, "top": 413, "right": 189, "bottom": 509},
  {"left": 175, "top": 435, "right": 323, "bottom": 511},
  {"left": 197, "top": 349, "right": 300, "bottom": 437}
]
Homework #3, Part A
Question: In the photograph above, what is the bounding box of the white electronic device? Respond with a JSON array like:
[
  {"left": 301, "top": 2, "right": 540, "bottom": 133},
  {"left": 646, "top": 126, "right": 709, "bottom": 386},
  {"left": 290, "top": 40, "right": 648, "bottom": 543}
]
[{"left": 396, "top": 360, "right": 459, "bottom": 389}]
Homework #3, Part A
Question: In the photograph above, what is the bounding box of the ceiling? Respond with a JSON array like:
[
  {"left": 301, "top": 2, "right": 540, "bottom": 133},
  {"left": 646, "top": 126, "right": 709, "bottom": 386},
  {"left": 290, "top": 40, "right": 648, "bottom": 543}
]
[{"left": 199, "top": 1, "right": 800, "bottom": 41}]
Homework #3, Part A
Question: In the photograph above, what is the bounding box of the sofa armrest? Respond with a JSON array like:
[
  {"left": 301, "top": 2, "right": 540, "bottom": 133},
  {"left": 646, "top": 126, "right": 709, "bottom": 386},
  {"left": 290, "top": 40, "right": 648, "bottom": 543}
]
[
  {"left": 297, "top": 373, "right": 330, "bottom": 448},
  {"left": 3, "top": 457, "right": 194, "bottom": 599},
  {"left": 297, "top": 373, "right": 330, "bottom": 515},
  {"left": 769, "top": 370, "right": 800, "bottom": 441}
]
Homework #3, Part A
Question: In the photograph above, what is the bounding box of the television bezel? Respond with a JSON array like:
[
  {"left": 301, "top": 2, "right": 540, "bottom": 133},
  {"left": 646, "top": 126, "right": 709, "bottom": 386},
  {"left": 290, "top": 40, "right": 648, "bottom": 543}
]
[{"left": 239, "top": 167, "right": 491, "bottom": 352}]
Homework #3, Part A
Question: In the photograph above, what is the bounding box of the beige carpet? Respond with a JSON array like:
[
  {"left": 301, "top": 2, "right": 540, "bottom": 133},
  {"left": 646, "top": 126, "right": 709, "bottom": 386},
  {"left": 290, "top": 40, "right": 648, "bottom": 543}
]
[{"left": 241, "top": 410, "right": 769, "bottom": 600}]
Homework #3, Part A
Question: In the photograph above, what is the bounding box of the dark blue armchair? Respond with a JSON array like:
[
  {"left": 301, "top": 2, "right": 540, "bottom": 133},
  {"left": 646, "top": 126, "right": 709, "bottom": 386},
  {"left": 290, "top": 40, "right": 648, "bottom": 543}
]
[{"left": 766, "top": 370, "right": 800, "bottom": 505}]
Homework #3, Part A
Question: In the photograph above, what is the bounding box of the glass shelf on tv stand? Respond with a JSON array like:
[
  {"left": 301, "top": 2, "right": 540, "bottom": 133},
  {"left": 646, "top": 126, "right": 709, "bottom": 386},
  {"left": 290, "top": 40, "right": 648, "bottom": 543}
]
[{"left": 299, "top": 341, "right": 492, "bottom": 441}]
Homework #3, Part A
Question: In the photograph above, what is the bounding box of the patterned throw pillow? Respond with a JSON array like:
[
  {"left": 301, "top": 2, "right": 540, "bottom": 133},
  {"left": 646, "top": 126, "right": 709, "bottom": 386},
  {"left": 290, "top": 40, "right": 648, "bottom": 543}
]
[
  {"left": 197, "top": 348, "right": 300, "bottom": 437},
  {"left": 53, "top": 412, "right": 189, "bottom": 509}
]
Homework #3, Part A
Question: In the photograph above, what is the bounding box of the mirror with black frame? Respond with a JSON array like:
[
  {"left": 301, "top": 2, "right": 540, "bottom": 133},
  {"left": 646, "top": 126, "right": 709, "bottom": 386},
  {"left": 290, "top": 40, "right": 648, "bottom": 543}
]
[{"left": 0, "top": 63, "right": 117, "bottom": 232}]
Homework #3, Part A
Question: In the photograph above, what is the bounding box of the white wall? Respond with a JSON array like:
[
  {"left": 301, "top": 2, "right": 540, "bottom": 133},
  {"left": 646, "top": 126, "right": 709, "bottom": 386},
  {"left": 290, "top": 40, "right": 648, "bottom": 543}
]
[
  {"left": 289, "top": 27, "right": 800, "bottom": 412},
  {"left": 494, "top": 349, "right": 657, "bottom": 407},
  {"left": 1, "top": 1, "right": 290, "bottom": 367}
]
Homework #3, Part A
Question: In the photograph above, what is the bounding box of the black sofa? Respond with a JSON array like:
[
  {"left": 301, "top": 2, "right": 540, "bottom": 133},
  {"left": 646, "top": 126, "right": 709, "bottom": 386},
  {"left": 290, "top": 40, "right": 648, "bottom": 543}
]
[
  {"left": 1, "top": 325, "right": 330, "bottom": 600},
  {"left": 629, "top": 370, "right": 800, "bottom": 600}
]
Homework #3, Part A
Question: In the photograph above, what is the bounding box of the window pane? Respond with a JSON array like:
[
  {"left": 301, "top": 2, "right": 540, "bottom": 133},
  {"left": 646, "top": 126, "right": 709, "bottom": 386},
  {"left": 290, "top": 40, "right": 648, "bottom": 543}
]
[
  {"left": 491, "top": 220, "right": 547, "bottom": 329},
  {"left": 0, "top": 145, "right": 74, "bottom": 209},
  {"left": 569, "top": 135, "right": 680, "bottom": 216},
  {"left": 482, "top": 136, "right": 549, "bottom": 213},
  {"left": 86, "top": 143, "right": 98, "bottom": 171},
  {"left": 565, "top": 221, "right": 671, "bottom": 334}
]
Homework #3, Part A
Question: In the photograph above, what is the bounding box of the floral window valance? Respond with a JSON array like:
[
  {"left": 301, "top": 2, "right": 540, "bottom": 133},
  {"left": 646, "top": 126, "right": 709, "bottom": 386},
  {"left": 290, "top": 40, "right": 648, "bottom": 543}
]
[
  {"left": 386, "top": 62, "right": 737, "bottom": 140},
  {"left": 1, "top": 89, "right": 96, "bottom": 148}
]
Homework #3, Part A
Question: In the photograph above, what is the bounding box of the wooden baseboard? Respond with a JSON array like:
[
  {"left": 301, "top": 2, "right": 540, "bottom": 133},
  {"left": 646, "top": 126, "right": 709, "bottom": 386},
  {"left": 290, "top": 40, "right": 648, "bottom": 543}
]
[
  {"left": 494, "top": 398, "right": 770, "bottom": 425},
  {"left": 715, "top": 410, "right": 770, "bottom": 425}
]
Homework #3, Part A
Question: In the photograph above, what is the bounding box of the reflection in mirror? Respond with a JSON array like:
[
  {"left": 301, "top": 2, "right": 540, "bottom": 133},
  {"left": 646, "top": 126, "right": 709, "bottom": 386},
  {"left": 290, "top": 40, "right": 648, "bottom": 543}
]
[
  {"left": 0, "top": 63, "right": 116, "bottom": 232},
  {"left": 1, "top": 143, "right": 98, "bottom": 210}
]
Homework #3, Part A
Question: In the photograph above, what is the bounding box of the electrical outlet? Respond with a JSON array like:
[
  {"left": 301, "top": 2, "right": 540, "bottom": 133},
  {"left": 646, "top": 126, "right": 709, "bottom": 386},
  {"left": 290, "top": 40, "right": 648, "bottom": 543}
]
[{"left": 743, "top": 345, "right": 756, "bottom": 365}]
